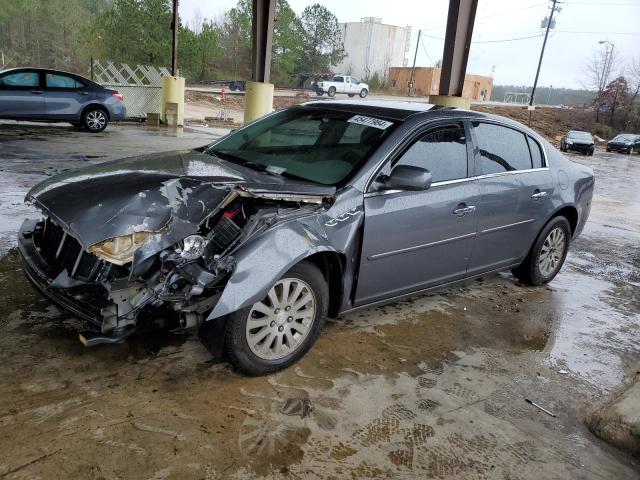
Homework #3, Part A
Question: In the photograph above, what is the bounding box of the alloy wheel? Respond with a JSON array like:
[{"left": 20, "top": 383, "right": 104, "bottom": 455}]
[
  {"left": 245, "top": 278, "right": 316, "bottom": 360},
  {"left": 86, "top": 110, "right": 106, "bottom": 131},
  {"left": 538, "top": 227, "right": 566, "bottom": 277}
]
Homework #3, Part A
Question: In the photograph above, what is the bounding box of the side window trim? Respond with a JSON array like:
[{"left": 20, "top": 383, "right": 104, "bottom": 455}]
[{"left": 526, "top": 134, "right": 547, "bottom": 168}]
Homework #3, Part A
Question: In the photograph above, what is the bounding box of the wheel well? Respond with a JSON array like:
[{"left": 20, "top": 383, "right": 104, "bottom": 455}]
[
  {"left": 552, "top": 206, "right": 578, "bottom": 236},
  {"left": 81, "top": 104, "right": 110, "bottom": 121},
  {"left": 304, "top": 252, "right": 345, "bottom": 317}
]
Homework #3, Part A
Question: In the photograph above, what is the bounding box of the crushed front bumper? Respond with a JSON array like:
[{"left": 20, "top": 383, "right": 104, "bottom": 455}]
[{"left": 18, "top": 219, "right": 106, "bottom": 327}]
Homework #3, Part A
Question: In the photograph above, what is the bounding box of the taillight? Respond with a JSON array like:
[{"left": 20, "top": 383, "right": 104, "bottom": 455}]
[{"left": 112, "top": 92, "right": 124, "bottom": 101}]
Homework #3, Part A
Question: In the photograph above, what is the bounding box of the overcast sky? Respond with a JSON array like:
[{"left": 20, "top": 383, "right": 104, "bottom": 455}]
[{"left": 180, "top": 0, "right": 640, "bottom": 89}]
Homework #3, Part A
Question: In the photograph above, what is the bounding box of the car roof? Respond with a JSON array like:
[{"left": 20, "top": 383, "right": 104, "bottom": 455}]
[{"left": 301, "top": 99, "right": 443, "bottom": 121}]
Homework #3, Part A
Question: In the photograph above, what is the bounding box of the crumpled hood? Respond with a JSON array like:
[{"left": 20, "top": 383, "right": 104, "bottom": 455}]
[{"left": 27, "top": 149, "right": 334, "bottom": 248}]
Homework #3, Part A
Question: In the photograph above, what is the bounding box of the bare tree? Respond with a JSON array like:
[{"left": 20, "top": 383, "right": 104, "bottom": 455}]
[{"left": 581, "top": 47, "right": 620, "bottom": 122}]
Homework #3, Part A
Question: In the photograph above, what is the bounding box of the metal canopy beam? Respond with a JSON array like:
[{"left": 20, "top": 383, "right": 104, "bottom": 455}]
[
  {"left": 439, "top": 0, "right": 478, "bottom": 97},
  {"left": 251, "top": 0, "right": 276, "bottom": 83}
]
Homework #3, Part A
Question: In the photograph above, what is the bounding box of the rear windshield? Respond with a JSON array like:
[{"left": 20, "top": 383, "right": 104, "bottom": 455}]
[
  {"left": 567, "top": 131, "right": 592, "bottom": 141},
  {"left": 205, "top": 108, "right": 396, "bottom": 186}
]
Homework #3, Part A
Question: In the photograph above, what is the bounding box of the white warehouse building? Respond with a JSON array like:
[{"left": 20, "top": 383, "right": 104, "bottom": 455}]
[{"left": 335, "top": 17, "right": 411, "bottom": 83}]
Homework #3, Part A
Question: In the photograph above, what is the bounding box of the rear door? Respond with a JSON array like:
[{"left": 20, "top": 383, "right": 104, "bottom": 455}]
[
  {"left": 355, "top": 122, "right": 481, "bottom": 305},
  {"left": 466, "top": 121, "right": 553, "bottom": 274},
  {"left": 44, "top": 72, "right": 89, "bottom": 120},
  {"left": 0, "top": 69, "right": 45, "bottom": 118}
]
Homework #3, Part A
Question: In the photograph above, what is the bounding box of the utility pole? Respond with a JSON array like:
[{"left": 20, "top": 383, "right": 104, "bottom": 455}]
[
  {"left": 171, "top": 0, "right": 179, "bottom": 76},
  {"left": 408, "top": 29, "right": 421, "bottom": 97},
  {"left": 529, "top": 0, "right": 560, "bottom": 107}
]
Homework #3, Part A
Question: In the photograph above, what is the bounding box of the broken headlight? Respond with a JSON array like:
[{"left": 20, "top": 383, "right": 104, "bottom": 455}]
[
  {"left": 88, "top": 231, "right": 156, "bottom": 265},
  {"left": 177, "top": 235, "right": 207, "bottom": 260}
]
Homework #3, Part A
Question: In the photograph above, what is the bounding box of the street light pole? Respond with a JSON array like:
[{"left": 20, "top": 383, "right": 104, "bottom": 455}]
[{"left": 529, "top": 0, "right": 559, "bottom": 107}]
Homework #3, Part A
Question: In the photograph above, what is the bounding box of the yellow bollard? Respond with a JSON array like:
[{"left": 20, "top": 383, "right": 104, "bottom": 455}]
[
  {"left": 428, "top": 95, "right": 470, "bottom": 109},
  {"left": 244, "top": 81, "right": 274, "bottom": 124},
  {"left": 161, "top": 76, "right": 185, "bottom": 126}
]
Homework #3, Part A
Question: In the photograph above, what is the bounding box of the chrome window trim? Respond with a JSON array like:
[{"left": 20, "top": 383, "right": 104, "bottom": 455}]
[
  {"left": 364, "top": 116, "right": 549, "bottom": 194},
  {"left": 364, "top": 167, "right": 550, "bottom": 198}
]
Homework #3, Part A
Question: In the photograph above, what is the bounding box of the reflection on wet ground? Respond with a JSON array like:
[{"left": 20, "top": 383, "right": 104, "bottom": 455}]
[{"left": 0, "top": 124, "right": 638, "bottom": 479}]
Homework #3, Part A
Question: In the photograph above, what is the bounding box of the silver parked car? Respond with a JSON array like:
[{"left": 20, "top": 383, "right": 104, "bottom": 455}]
[
  {"left": 18, "top": 100, "right": 594, "bottom": 375},
  {"left": 0, "top": 67, "right": 126, "bottom": 132}
]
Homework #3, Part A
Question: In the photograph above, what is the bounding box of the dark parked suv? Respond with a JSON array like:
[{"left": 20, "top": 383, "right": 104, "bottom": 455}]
[
  {"left": 606, "top": 134, "right": 640, "bottom": 154},
  {"left": 560, "top": 130, "right": 595, "bottom": 155},
  {"left": 0, "top": 68, "right": 126, "bottom": 132}
]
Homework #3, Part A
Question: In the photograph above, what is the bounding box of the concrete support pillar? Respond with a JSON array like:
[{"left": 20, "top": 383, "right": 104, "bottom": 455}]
[
  {"left": 432, "top": 0, "right": 478, "bottom": 108},
  {"left": 244, "top": 0, "right": 276, "bottom": 123},
  {"left": 161, "top": 76, "right": 185, "bottom": 126}
]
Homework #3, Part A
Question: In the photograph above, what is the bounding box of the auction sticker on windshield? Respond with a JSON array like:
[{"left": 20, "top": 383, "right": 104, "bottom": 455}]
[{"left": 348, "top": 115, "right": 393, "bottom": 130}]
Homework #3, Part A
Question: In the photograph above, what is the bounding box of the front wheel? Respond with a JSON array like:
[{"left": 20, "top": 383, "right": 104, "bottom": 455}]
[
  {"left": 327, "top": 87, "right": 336, "bottom": 98},
  {"left": 359, "top": 88, "right": 368, "bottom": 98},
  {"left": 82, "top": 108, "right": 108, "bottom": 132},
  {"left": 512, "top": 216, "right": 571, "bottom": 286},
  {"left": 223, "top": 261, "right": 328, "bottom": 375}
]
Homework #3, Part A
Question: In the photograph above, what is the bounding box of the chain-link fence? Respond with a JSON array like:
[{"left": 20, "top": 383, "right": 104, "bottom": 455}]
[{"left": 91, "top": 60, "right": 170, "bottom": 120}]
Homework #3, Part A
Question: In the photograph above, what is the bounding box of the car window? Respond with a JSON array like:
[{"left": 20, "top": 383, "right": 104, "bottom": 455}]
[
  {"left": 393, "top": 123, "right": 468, "bottom": 183},
  {"left": 46, "top": 73, "right": 83, "bottom": 88},
  {"left": 0, "top": 71, "right": 39, "bottom": 87},
  {"left": 351, "top": 78, "right": 360, "bottom": 84},
  {"left": 332, "top": 76, "right": 344, "bottom": 82},
  {"left": 473, "top": 122, "right": 533, "bottom": 174},
  {"left": 527, "top": 136, "right": 544, "bottom": 169}
]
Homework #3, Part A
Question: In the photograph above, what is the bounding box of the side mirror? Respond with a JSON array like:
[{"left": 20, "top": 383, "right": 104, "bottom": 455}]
[{"left": 380, "top": 165, "right": 432, "bottom": 191}]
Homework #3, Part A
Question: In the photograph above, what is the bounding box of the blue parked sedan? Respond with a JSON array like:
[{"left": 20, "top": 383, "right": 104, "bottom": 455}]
[{"left": 0, "top": 67, "right": 126, "bottom": 132}]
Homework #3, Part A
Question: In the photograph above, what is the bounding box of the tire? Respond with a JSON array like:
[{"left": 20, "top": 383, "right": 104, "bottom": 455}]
[
  {"left": 606, "top": 148, "right": 611, "bottom": 152},
  {"left": 560, "top": 144, "right": 565, "bottom": 152},
  {"left": 348, "top": 93, "right": 355, "bottom": 98},
  {"left": 82, "top": 107, "right": 108, "bottom": 132},
  {"left": 588, "top": 149, "right": 594, "bottom": 156},
  {"left": 328, "top": 87, "right": 336, "bottom": 98},
  {"left": 511, "top": 216, "right": 571, "bottom": 286},
  {"left": 316, "top": 91, "right": 324, "bottom": 96},
  {"left": 629, "top": 147, "right": 634, "bottom": 155},
  {"left": 223, "top": 261, "right": 329, "bottom": 375},
  {"left": 359, "top": 88, "right": 368, "bottom": 98}
]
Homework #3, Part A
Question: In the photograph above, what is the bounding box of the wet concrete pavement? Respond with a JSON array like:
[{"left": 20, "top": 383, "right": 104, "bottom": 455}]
[{"left": 0, "top": 122, "right": 638, "bottom": 479}]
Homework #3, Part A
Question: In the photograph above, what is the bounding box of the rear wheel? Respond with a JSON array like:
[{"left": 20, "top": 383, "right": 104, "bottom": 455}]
[
  {"left": 512, "top": 216, "right": 571, "bottom": 286},
  {"left": 328, "top": 87, "right": 336, "bottom": 98},
  {"left": 82, "top": 107, "right": 108, "bottom": 132},
  {"left": 224, "top": 261, "right": 328, "bottom": 375}
]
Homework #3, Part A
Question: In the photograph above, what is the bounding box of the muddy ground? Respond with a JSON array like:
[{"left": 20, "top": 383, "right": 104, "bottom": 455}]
[{"left": 0, "top": 122, "right": 638, "bottom": 479}]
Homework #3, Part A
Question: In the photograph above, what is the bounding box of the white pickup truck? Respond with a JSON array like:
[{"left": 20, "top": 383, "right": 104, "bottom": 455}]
[{"left": 316, "top": 75, "right": 369, "bottom": 98}]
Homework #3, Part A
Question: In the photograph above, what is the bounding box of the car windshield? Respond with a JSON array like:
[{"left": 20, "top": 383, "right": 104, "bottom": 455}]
[
  {"left": 567, "top": 131, "right": 592, "bottom": 141},
  {"left": 205, "top": 108, "right": 396, "bottom": 186},
  {"left": 612, "top": 134, "right": 634, "bottom": 142}
]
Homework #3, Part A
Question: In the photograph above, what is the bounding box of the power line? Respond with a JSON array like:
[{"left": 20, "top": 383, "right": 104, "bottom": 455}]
[
  {"left": 419, "top": 37, "right": 435, "bottom": 66},
  {"left": 420, "top": 32, "right": 546, "bottom": 44}
]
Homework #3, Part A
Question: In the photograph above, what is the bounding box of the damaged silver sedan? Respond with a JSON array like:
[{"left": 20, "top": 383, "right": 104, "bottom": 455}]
[{"left": 18, "top": 100, "right": 594, "bottom": 375}]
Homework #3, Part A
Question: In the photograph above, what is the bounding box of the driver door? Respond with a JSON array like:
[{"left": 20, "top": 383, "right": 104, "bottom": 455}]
[{"left": 355, "top": 122, "right": 481, "bottom": 305}]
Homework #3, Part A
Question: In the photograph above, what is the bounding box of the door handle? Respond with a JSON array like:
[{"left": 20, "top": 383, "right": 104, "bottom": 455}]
[
  {"left": 453, "top": 204, "right": 476, "bottom": 216},
  {"left": 79, "top": 91, "right": 89, "bottom": 95},
  {"left": 31, "top": 90, "right": 43, "bottom": 94},
  {"left": 531, "top": 190, "right": 548, "bottom": 200}
]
